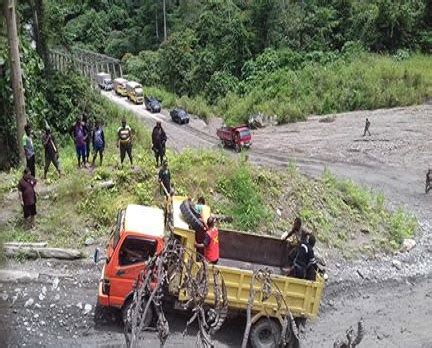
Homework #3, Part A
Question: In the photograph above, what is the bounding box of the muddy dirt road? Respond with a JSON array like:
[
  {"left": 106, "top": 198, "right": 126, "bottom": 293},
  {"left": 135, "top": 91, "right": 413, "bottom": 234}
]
[{"left": 2, "top": 93, "right": 432, "bottom": 347}]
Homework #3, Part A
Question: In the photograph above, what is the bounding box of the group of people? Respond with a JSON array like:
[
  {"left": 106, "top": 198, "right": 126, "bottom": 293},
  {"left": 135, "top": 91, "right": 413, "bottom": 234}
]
[{"left": 18, "top": 115, "right": 170, "bottom": 229}]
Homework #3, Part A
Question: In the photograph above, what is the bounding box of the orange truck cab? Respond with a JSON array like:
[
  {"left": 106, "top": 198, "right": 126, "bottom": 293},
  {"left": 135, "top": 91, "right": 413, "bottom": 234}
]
[{"left": 97, "top": 204, "right": 165, "bottom": 309}]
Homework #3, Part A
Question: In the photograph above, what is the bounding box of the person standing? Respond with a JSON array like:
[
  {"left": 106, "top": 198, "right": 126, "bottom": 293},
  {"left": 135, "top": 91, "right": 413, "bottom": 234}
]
[
  {"left": 194, "top": 216, "right": 219, "bottom": 264},
  {"left": 22, "top": 124, "right": 35, "bottom": 177},
  {"left": 363, "top": 118, "right": 371, "bottom": 136},
  {"left": 152, "top": 121, "right": 167, "bottom": 167},
  {"left": 42, "top": 127, "right": 61, "bottom": 179},
  {"left": 158, "top": 161, "right": 171, "bottom": 196},
  {"left": 71, "top": 117, "right": 87, "bottom": 167},
  {"left": 117, "top": 118, "right": 133, "bottom": 166},
  {"left": 17, "top": 168, "right": 37, "bottom": 229},
  {"left": 92, "top": 120, "right": 105, "bottom": 167},
  {"left": 82, "top": 114, "right": 92, "bottom": 163}
]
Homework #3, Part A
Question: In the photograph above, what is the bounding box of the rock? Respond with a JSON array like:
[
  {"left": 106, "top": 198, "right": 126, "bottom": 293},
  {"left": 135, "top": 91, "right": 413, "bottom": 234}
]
[
  {"left": 24, "top": 298, "right": 34, "bottom": 308},
  {"left": 392, "top": 259, "right": 402, "bottom": 270},
  {"left": 50, "top": 304, "right": 56, "bottom": 309},
  {"left": 1, "top": 292, "right": 8, "bottom": 301},
  {"left": 33, "top": 313, "right": 39, "bottom": 319},
  {"left": 52, "top": 277, "right": 60, "bottom": 290},
  {"left": 84, "top": 238, "right": 95, "bottom": 246},
  {"left": 276, "top": 209, "right": 282, "bottom": 217},
  {"left": 401, "top": 239, "right": 416, "bottom": 252},
  {"left": 0, "top": 270, "right": 39, "bottom": 283},
  {"left": 35, "top": 303, "right": 41, "bottom": 309},
  {"left": 83, "top": 304, "right": 92, "bottom": 315},
  {"left": 76, "top": 302, "right": 83, "bottom": 309},
  {"left": 38, "top": 293, "right": 45, "bottom": 301},
  {"left": 54, "top": 294, "right": 60, "bottom": 301},
  {"left": 41, "top": 286, "right": 47, "bottom": 295}
]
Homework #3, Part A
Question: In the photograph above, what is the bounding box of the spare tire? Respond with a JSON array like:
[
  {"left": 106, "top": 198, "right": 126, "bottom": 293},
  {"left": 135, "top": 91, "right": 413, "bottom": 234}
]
[{"left": 180, "top": 200, "right": 205, "bottom": 235}]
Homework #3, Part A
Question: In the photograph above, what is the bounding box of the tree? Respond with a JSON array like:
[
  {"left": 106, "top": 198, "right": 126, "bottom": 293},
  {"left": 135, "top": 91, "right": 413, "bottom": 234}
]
[{"left": 3, "top": 0, "right": 26, "bottom": 163}]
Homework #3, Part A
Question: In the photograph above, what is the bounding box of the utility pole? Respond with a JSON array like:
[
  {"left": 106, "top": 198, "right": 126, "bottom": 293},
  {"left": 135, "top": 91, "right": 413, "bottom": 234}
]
[
  {"left": 163, "top": 0, "right": 167, "bottom": 41},
  {"left": 3, "top": 0, "right": 26, "bottom": 163}
]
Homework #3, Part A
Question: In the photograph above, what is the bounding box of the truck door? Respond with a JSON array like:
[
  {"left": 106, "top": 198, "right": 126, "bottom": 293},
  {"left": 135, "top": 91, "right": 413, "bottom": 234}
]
[{"left": 108, "top": 236, "right": 157, "bottom": 308}]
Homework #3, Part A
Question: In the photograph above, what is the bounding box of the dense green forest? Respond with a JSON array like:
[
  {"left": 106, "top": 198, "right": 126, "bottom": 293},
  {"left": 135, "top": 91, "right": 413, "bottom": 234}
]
[
  {"left": 42, "top": 0, "right": 432, "bottom": 123},
  {"left": 1, "top": 0, "right": 432, "bottom": 167}
]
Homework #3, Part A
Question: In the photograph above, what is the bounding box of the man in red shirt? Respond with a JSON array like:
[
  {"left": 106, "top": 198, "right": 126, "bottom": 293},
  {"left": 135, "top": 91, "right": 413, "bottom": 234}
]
[
  {"left": 195, "top": 216, "right": 219, "bottom": 264},
  {"left": 17, "top": 168, "right": 37, "bottom": 228}
]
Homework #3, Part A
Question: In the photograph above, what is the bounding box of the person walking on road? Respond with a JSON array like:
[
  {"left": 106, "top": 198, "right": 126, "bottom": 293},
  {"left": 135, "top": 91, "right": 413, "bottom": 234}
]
[
  {"left": 92, "top": 120, "right": 105, "bottom": 167},
  {"left": 152, "top": 121, "right": 167, "bottom": 167},
  {"left": 71, "top": 117, "right": 87, "bottom": 168},
  {"left": 42, "top": 127, "right": 61, "bottom": 179},
  {"left": 363, "top": 118, "right": 371, "bottom": 136},
  {"left": 158, "top": 161, "right": 171, "bottom": 196},
  {"left": 22, "top": 124, "right": 36, "bottom": 177},
  {"left": 117, "top": 118, "right": 133, "bottom": 166},
  {"left": 18, "top": 167, "right": 37, "bottom": 229}
]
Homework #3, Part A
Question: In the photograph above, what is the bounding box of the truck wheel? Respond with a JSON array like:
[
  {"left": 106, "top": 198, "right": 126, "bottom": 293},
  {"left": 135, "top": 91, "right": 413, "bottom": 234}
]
[
  {"left": 122, "top": 298, "right": 154, "bottom": 331},
  {"left": 250, "top": 318, "right": 281, "bottom": 348},
  {"left": 180, "top": 199, "right": 205, "bottom": 233}
]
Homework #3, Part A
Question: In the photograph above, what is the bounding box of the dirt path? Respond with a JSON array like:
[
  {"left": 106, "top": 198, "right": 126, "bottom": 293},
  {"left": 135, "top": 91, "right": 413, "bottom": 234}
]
[{"left": 2, "top": 93, "right": 432, "bottom": 346}]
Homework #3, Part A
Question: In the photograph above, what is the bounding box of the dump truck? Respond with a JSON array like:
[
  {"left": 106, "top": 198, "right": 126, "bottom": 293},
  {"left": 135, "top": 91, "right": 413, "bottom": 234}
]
[
  {"left": 217, "top": 125, "right": 252, "bottom": 152},
  {"left": 113, "top": 77, "right": 128, "bottom": 97},
  {"left": 96, "top": 198, "right": 324, "bottom": 347},
  {"left": 96, "top": 72, "right": 113, "bottom": 91},
  {"left": 126, "top": 81, "right": 144, "bottom": 104}
]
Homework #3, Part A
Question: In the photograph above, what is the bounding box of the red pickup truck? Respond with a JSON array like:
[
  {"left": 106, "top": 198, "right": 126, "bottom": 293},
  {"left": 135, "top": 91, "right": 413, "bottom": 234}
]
[{"left": 216, "top": 125, "right": 252, "bottom": 152}]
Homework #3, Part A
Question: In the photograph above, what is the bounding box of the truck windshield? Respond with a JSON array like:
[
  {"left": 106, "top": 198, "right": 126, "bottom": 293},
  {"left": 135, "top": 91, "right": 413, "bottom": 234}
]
[
  {"left": 239, "top": 129, "right": 251, "bottom": 138},
  {"left": 135, "top": 88, "right": 144, "bottom": 97},
  {"left": 119, "top": 237, "right": 156, "bottom": 266}
]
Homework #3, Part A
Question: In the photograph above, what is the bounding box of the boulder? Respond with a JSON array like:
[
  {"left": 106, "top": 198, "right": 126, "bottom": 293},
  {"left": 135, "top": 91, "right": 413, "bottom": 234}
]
[{"left": 401, "top": 239, "right": 416, "bottom": 252}]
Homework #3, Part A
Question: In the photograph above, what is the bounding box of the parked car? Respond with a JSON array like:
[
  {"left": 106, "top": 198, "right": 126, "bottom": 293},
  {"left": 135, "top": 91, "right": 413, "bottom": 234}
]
[
  {"left": 170, "top": 108, "right": 189, "bottom": 124},
  {"left": 144, "top": 96, "right": 161, "bottom": 113},
  {"left": 96, "top": 72, "right": 113, "bottom": 91},
  {"left": 216, "top": 125, "right": 252, "bottom": 152},
  {"left": 113, "top": 78, "right": 128, "bottom": 97},
  {"left": 126, "top": 81, "right": 144, "bottom": 104}
]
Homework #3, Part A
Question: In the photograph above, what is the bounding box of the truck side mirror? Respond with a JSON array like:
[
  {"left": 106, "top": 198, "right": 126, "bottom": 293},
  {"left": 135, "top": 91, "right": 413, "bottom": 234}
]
[{"left": 93, "top": 247, "right": 107, "bottom": 264}]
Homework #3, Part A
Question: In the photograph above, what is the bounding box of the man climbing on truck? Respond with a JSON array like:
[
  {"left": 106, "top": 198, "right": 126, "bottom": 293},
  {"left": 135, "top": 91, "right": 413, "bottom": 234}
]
[
  {"left": 195, "top": 216, "right": 219, "bottom": 264},
  {"left": 292, "top": 234, "right": 317, "bottom": 280}
]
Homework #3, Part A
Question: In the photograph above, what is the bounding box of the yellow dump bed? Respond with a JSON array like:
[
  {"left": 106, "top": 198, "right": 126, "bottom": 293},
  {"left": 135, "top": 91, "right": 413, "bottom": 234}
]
[{"left": 171, "top": 196, "right": 324, "bottom": 320}]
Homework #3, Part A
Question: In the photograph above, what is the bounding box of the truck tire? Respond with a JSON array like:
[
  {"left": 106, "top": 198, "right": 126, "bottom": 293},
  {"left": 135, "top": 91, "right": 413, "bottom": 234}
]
[
  {"left": 122, "top": 297, "right": 154, "bottom": 330},
  {"left": 250, "top": 318, "right": 281, "bottom": 348},
  {"left": 180, "top": 199, "right": 205, "bottom": 233}
]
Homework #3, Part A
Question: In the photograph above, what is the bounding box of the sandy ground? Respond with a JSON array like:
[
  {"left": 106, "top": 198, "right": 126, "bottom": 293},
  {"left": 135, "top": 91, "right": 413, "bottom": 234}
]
[{"left": 2, "top": 92, "right": 432, "bottom": 347}]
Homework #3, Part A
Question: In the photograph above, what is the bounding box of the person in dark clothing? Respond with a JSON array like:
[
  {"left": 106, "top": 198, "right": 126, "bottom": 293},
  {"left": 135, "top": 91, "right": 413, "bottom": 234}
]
[
  {"left": 71, "top": 117, "right": 87, "bottom": 167},
  {"left": 92, "top": 120, "right": 105, "bottom": 166},
  {"left": 22, "top": 124, "right": 36, "bottom": 177},
  {"left": 117, "top": 118, "right": 133, "bottom": 166},
  {"left": 281, "top": 217, "right": 312, "bottom": 268},
  {"left": 152, "top": 121, "right": 167, "bottom": 167},
  {"left": 42, "top": 127, "right": 61, "bottom": 179},
  {"left": 363, "top": 118, "right": 371, "bottom": 136},
  {"left": 82, "top": 115, "right": 92, "bottom": 163},
  {"left": 292, "top": 234, "right": 317, "bottom": 280},
  {"left": 158, "top": 161, "right": 171, "bottom": 196},
  {"left": 426, "top": 169, "right": 432, "bottom": 194},
  {"left": 18, "top": 168, "right": 37, "bottom": 228}
]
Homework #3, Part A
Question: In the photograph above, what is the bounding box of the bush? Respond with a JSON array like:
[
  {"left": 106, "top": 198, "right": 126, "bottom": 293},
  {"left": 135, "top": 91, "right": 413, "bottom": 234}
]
[{"left": 216, "top": 164, "right": 270, "bottom": 230}]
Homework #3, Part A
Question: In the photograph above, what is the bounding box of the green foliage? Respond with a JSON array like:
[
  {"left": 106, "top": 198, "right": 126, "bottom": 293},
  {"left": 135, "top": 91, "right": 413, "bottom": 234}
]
[{"left": 216, "top": 164, "right": 270, "bottom": 230}]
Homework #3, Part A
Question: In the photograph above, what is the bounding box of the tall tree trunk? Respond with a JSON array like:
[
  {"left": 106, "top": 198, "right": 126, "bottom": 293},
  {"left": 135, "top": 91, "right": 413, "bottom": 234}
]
[
  {"left": 155, "top": 4, "right": 159, "bottom": 40},
  {"left": 31, "top": 0, "right": 50, "bottom": 76},
  {"left": 4, "top": 0, "right": 26, "bottom": 163},
  {"left": 163, "top": 0, "right": 167, "bottom": 41}
]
